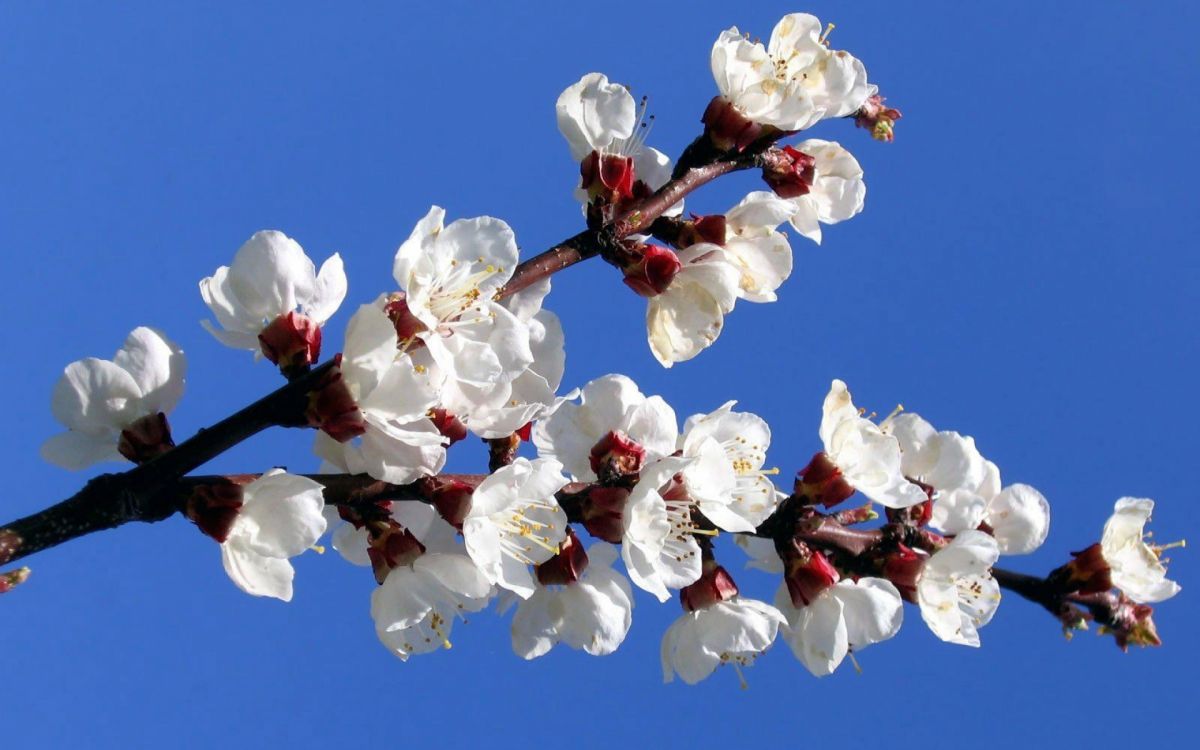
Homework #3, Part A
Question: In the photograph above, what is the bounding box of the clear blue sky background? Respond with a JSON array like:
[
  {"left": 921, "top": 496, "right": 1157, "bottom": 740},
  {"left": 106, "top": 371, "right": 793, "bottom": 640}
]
[{"left": 2, "top": 1, "right": 1196, "bottom": 747}]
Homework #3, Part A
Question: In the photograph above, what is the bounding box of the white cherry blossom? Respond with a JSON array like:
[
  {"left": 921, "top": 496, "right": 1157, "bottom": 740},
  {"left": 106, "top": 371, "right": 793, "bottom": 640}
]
[
  {"left": 534, "top": 373, "right": 678, "bottom": 481},
  {"left": 646, "top": 244, "right": 741, "bottom": 367},
  {"left": 661, "top": 597, "right": 785, "bottom": 685},
  {"left": 371, "top": 551, "right": 493, "bottom": 634},
  {"left": 621, "top": 457, "right": 703, "bottom": 602},
  {"left": 1101, "top": 498, "right": 1182, "bottom": 604},
  {"left": 462, "top": 458, "right": 570, "bottom": 598},
  {"left": 392, "top": 206, "right": 533, "bottom": 391},
  {"left": 507, "top": 543, "right": 634, "bottom": 659},
  {"left": 219, "top": 470, "right": 327, "bottom": 602},
  {"left": 200, "top": 230, "right": 347, "bottom": 352},
  {"left": 710, "top": 13, "right": 870, "bottom": 132},
  {"left": 820, "top": 380, "right": 926, "bottom": 509},
  {"left": 316, "top": 303, "right": 445, "bottom": 485},
  {"left": 917, "top": 530, "right": 1001, "bottom": 647},
  {"left": 719, "top": 191, "right": 798, "bottom": 302},
  {"left": 680, "top": 401, "right": 780, "bottom": 532},
  {"left": 42, "top": 327, "right": 186, "bottom": 470},
  {"left": 776, "top": 577, "right": 903, "bottom": 676},
  {"left": 786, "top": 140, "right": 865, "bottom": 244},
  {"left": 556, "top": 72, "right": 677, "bottom": 210}
]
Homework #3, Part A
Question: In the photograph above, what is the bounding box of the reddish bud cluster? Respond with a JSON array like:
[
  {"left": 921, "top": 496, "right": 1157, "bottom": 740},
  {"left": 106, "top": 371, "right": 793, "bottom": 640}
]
[
  {"left": 622, "top": 244, "right": 682, "bottom": 298},
  {"left": 761, "top": 145, "right": 816, "bottom": 199},
  {"left": 581, "top": 151, "right": 635, "bottom": 203},
  {"left": 118, "top": 412, "right": 175, "bottom": 464},
  {"left": 854, "top": 94, "right": 902, "bottom": 142},
  {"left": 701, "top": 96, "right": 768, "bottom": 152},
  {"left": 258, "top": 311, "right": 322, "bottom": 376},
  {"left": 675, "top": 214, "right": 728, "bottom": 249},
  {"left": 185, "top": 480, "right": 246, "bottom": 544},
  {"left": 680, "top": 561, "right": 740, "bottom": 611},
  {"left": 305, "top": 356, "right": 367, "bottom": 442},
  {"left": 1056, "top": 543, "right": 1113, "bottom": 595},
  {"left": 0, "top": 566, "right": 31, "bottom": 594},
  {"left": 795, "top": 452, "right": 855, "bottom": 508},
  {"left": 536, "top": 527, "right": 589, "bottom": 586},
  {"left": 1103, "top": 594, "right": 1161, "bottom": 651}
]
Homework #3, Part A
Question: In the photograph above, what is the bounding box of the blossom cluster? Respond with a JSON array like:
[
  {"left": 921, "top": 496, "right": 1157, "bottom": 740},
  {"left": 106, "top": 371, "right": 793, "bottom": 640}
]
[{"left": 30, "top": 10, "right": 1181, "bottom": 681}]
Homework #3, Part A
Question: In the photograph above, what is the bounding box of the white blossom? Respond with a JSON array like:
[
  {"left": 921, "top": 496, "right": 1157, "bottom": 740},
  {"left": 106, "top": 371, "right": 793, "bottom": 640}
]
[
  {"left": 720, "top": 191, "right": 798, "bottom": 302},
  {"left": 534, "top": 373, "right": 678, "bottom": 481},
  {"left": 646, "top": 244, "right": 741, "bottom": 367},
  {"left": 621, "top": 457, "right": 703, "bottom": 602},
  {"left": 917, "top": 530, "right": 1001, "bottom": 647},
  {"left": 680, "top": 401, "right": 780, "bottom": 532},
  {"left": 506, "top": 543, "right": 634, "bottom": 659},
  {"left": 710, "top": 13, "right": 870, "bottom": 131},
  {"left": 371, "top": 551, "right": 493, "bottom": 634},
  {"left": 220, "top": 470, "right": 328, "bottom": 602},
  {"left": 462, "top": 458, "right": 570, "bottom": 598},
  {"left": 776, "top": 577, "right": 903, "bottom": 676},
  {"left": 392, "top": 206, "right": 533, "bottom": 392},
  {"left": 820, "top": 380, "right": 926, "bottom": 509},
  {"left": 786, "top": 140, "right": 865, "bottom": 244},
  {"left": 661, "top": 597, "right": 785, "bottom": 685},
  {"left": 200, "top": 230, "right": 347, "bottom": 352},
  {"left": 1101, "top": 498, "right": 1182, "bottom": 604},
  {"left": 42, "top": 327, "right": 186, "bottom": 470}
]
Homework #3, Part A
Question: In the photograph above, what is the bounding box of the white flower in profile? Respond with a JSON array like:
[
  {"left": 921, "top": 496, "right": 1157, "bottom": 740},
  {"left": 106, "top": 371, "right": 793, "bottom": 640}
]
[
  {"left": 718, "top": 191, "right": 798, "bottom": 302},
  {"left": 220, "top": 470, "right": 328, "bottom": 602},
  {"left": 621, "top": 457, "right": 704, "bottom": 602},
  {"left": 710, "top": 13, "right": 870, "bottom": 132},
  {"left": 534, "top": 373, "right": 678, "bottom": 481},
  {"left": 392, "top": 206, "right": 533, "bottom": 391},
  {"left": 42, "top": 327, "right": 186, "bottom": 470},
  {"left": 646, "top": 244, "right": 741, "bottom": 367},
  {"left": 884, "top": 412, "right": 1051, "bottom": 554},
  {"left": 200, "top": 230, "right": 347, "bottom": 352},
  {"left": 917, "top": 530, "right": 1001, "bottom": 647},
  {"left": 508, "top": 542, "right": 635, "bottom": 659},
  {"left": 785, "top": 140, "right": 865, "bottom": 244},
  {"left": 776, "top": 577, "right": 903, "bottom": 676},
  {"left": 556, "top": 72, "right": 677, "bottom": 209},
  {"left": 371, "top": 549, "right": 492, "bottom": 634},
  {"left": 820, "top": 380, "right": 926, "bottom": 509},
  {"left": 317, "top": 302, "right": 446, "bottom": 485},
  {"left": 376, "top": 604, "right": 471, "bottom": 662},
  {"left": 462, "top": 458, "right": 570, "bottom": 598},
  {"left": 661, "top": 596, "right": 785, "bottom": 686},
  {"left": 680, "top": 401, "right": 780, "bottom": 532},
  {"left": 1101, "top": 498, "right": 1182, "bottom": 603}
]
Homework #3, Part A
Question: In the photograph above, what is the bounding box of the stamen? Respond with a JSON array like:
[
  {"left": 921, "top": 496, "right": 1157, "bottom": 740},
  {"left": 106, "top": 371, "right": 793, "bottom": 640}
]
[
  {"left": 1152, "top": 539, "right": 1186, "bottom": 557},
  {"left": 848, "top": 651, "right": 863, "bottom": 675},
  {"left": 731, "top": 659, "right": 749, "bottom": 690},
  {"left": 819, "top": 22, "right": 835, "bottom": 45}
]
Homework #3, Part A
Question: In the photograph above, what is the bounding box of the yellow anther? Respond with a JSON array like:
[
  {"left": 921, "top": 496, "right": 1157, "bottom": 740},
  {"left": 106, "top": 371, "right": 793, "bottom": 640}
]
[{"left": 819, "top": 22, "right": 836, "bottom": 45}]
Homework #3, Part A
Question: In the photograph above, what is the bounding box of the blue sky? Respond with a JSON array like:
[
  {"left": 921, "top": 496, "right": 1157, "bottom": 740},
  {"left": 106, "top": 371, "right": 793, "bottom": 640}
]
[{"left": 1, "top": 1, "right": 1196, "bottom": 747}]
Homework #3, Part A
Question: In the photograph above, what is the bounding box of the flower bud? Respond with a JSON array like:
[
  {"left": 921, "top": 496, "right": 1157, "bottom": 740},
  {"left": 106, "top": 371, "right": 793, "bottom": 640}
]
[
  {"left": 701, "top": 96, "right": 767, "bottom": 152},
  {"left": 118, "top": 412, "right": 175, "bottom": 464},
  {"left": 882, "top": 544, "right": 927, "bottom": 603},
  {"left": 854, "top": 94, "right": 902, "bottom": 143},
  {"left": 622, "top": 245, "right": 682, "bottom": 298},
  {"left": 258, "top": 311, "right": 322, "bottom": 375},
  {"left": 384, "top": 293, "right": 427, "bottom": 342},
  {"left": 305, "top": 356, "right": 367, "bottom": 442},
  {"left": 589, "top": 430, "right": 648, "bottom": 483},
  {"left": 761, "top": 145, "right": 817, "bottom": 199},
  {"left": 680, "top": 560, "right": 740, "bottom": 611},
  {"left": 778, "top": 539, "right": 838, "bottom": 607},
  {"left": 536, "top": 527, "right": 590, "bottom": 586},
  {"left": 185, "top": 480, "right": 246, "bottom": 543},
  {"left": 582, "top": 486, "right": 630, "bottom": 543},
  {"left": 367, "top": 521, "right": 426, "bottom": 585},
  {"left": 795, "top": 452, "right": 855, "bottom": 508},
  {"left": 428, "top": 408, "right": 468, "bottom": 447},
  {"left": 0, "top": 566, "right": 31, "bottom": 594},
  {"left": 581, "top": 151, "right": 635, "bottom": 203}
]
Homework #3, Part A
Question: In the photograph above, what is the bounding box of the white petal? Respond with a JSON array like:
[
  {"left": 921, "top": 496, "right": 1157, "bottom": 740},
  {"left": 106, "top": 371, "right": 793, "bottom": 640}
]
[
  {"left": 236, "top": 471, "right": 328, "bottom": 558},
  {"left": 221, "top": 541, "right": 295, "bottom": 601}
]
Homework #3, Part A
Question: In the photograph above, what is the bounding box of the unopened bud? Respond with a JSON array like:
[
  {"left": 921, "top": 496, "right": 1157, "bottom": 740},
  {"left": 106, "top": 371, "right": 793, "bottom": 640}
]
[
  {"left": 795, "top": 452, "right": 855, "bottom": 508},
  {"left": 680, "top": 561, "right": 740, "bottom": 611},
  {"left": 0, "top": 566, "right": 31, "bottom": 594},
  {"left": 762, "top": 145, "right": 817, "bottom": 199},
  {"left": 582, "top": 486, "right": 630, "bottom": 543},
  {"left": 305, "top": 356, "right": 367, "bottom": 442},
  {"left": 118, "top": 412, "right": 175, "bottom": 464},
  {"left": 367, "top": 521, "right": 426, "bottom": 584},
  {"left": 589, "top": 430, "right": 648, "bottom": 482},
  {"left": 185, "top": 480, "right": 246, "bottom": 543},
  {"left": 1102, "top": 595, "right": 1161, "bottom": 651},
  {"left": 536, "top": 527, "right": 589, "bottom": 586},
  {"left": 701, "top": 96, "right": 768, "bottom": 152},
  {"left": 259, "top": 311, "right": 322, "bottom": 376},
  {"left": 622, "top": 245, "right": 682, "bottom": 298}
]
